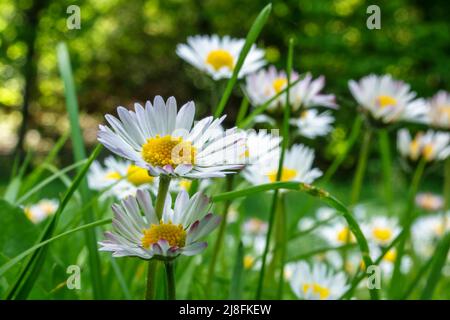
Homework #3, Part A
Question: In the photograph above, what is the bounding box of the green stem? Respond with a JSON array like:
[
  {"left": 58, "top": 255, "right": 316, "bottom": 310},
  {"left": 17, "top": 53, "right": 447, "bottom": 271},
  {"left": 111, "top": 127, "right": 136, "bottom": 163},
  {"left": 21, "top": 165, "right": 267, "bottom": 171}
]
[
  {"left": 236, "top": 96, "right": 250, "bottom": 126},
  {"left": 276, "top": 193, "right": 287, "bottom": 299},
  {"left": 350, "top": 128, "right": 372, "bottom": 204},
  {"left": 165, "top": 261, "right": 176, "bottom": 300},
  {"left": 378, "top": 129, "right": 393, "bottom": 211},
  {"left": 255, "top": 38, "right": 294, "bottom": 300},
  {"left": 206, "top": 175, "right": 234, "bottom": 293},
  {"left": 322, "top": 116, "right": 363, "bottom": 184},
  {"left": 389, "top": 158, "right": 426, "bottom": 298},
  {"left": 145, "top": 175, "right": 171, "bottom": 300},
  {"left": 145, "top": 260, "right": 157, "bottom": 300}
]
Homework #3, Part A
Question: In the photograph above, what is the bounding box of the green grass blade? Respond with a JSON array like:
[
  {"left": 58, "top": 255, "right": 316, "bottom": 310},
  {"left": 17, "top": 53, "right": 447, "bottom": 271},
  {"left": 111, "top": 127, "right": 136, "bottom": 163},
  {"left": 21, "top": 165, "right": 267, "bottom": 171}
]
[
  {"left": 239, "top": 77, "right": 303, "bottom": 129},
  {"left": 214, "top": 3, "right": 271, "bottom": 117},
  {"left": 0, "top": 218, "right": 111, "bottom": 277},
  {"left": 4, "top": 145, "right": 102, "bottom": 299},
  {"left": 16, "top": 160, "right": 86, "bottom": 204},
  {"left": 3, "top": 151, "right": 32, "bottom": 203},
  {"left": 229, "top": 241, "right": 244, "bottom": 299},
  {"left": 212, "top": 181, "right": 378, "bottom": 299},
  {"left": 420, "top": 232, "right": 450, "bottom": 299},
  {"left": 57, "top": 41, "right": 103, "bottom": 299}
]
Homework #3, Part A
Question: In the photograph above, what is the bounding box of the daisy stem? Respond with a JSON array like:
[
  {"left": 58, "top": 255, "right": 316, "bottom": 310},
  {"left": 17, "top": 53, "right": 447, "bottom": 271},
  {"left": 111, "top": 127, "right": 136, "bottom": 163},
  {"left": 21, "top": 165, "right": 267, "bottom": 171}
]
[
  {"left": 164, "top": 261, "right": 176, "bottom": 300},
  {"left": 256, "top": 38, "right": 294, "bottom": 300},
  {"left": 145, "top": 175, "right": 171, "bottom": 300},
  {"left": 236, "top": 96, "right": 250, "bottom": 126},
  {"left": 206, "top": 175, "right": 234, "bottom": 293},
  {"left": 389, "top": 157, "right": 426, "bottom": 298},
  {"left": 350, "top": 128, "right": 372, "bottom": 204},
  {"left": 155, "top": 176, "right": 171, "bottom": 220},
  {"left": 276, "top": 193, "right": 287, "bottom": 299},
  {"left": 145, "top": 260, "right": 157, "bottom": 300},
  {"left": 378, "top": 128, "right": 393, "bottom": 212}
]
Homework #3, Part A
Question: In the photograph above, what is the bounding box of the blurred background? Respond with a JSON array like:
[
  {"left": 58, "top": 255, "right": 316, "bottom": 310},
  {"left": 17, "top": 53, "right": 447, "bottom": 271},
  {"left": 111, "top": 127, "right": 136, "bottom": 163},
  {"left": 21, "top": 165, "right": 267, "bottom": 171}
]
[{"left": 1, "top": 0, "right": 449, "bottom": 189}]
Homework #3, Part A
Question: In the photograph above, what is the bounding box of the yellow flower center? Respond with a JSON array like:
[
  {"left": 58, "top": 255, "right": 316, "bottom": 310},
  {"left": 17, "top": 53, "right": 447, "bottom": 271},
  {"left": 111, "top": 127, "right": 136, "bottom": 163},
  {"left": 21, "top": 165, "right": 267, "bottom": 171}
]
[
  {"left": 302, "top": 283, "right": 330, "bottom": 300},
  {"left": 377, "top": 95, "right": 397, "bottom": 108},
  {"left": 141, "top": 222, "right": 186, "bottom": 249},
  {"left": 272, "top": 77, "right": 288, "bottom": 93},
  {"left": 106, "top": 171, "right": 121, "bottom": 180},
  {"left": 205, "top": 49, "right": 234, "bottom": 71},
  {"left": 40, "top": 202, "right": 56, "bottom": 215},
  {"left": 141, "top": 135, "right": 196, "bottom": 168},
  {"left": 336, "top": 227, "right": 354, "bottom": 244},
  {"left": 438, "top": 106, "right": 450, "bottom": 122},
  {"left": 244, "top": 255, "right": 255, "bottom": 269},
  {"left": 422, "top": 144, "right": 434, "bottom": 161},
  {"left": 372, "top": 227, "right": 392, "bottom": 242},
  {"left": 266, "top": 167, "right": 298, "bottom": 183},
  {"left": 178, "top": 179, "right": 192, "bottom": 191},
  {"left": 126, "top": 165, "right": 154, "bottom": 186},
  {"left": 383, "top": 249, "right": 397, "bottom": 263}
]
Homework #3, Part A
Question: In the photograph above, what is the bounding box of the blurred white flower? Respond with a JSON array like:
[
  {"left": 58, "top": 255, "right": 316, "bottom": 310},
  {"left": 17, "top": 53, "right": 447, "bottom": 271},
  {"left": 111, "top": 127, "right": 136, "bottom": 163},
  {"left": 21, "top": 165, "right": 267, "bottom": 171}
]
[
  {"left": 416, "top": 193, "right": 444, "bottom": 212},
  {"left": 243, "top": 144, "right": 322, "bottom": 186},
  {"left": 88, "top": 156, "right": 157, "bottom": 199},
  {"left": 349, "top": 74, "right": 427, "bottom": 124},
  {"left": 290, "top": 109, "right": 335, "bottom": 139},
  {"left": 412, "top": 212, "right": 450, "bottom": 258},
  {"left": 427, "top": 90, "right": 450, "bottom": 128},
  {"left": 319, "top": 220, "right": 356, "bottom": 247},
  {"left": 289, "top": 261, "right": 349, "bottom": 300},
  {"left": 24, "top": 199, "right": 58, "bottom": 224},
  {"left": 397, "top": 129, "right": 450, "bottom": 162},
  {"left": 176, "top": 35, "right": 265, "bottom": 80},
  {"left": 362, "top": 216, "right": 400, "bottom": 247},
  {"left": 290, "top": 73, "right": 337, "bottom": 111}
]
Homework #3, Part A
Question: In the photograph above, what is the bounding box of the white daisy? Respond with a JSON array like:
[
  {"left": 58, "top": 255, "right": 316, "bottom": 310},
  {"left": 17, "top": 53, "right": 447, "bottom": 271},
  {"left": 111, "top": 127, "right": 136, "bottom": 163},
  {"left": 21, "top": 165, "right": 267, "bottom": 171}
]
[
  {"left": 369, "top": 246, "right": 412, "bottom": 276},
  {"left": 319, "top": 219, "right": 356, "bottom": 247},
  {"left": 98, "top": 96, "right": 245, "bottom": 179},
  {"left": 244, "top": 68, "right": 337, "bottom": 111},
  {"left": 88, "top": 156, "right": 157, "bottom": 199},
  {"left": 176, "top": 34, "right": 265, "bottom": 80},
  {"left": 243, "top": 144, "right": 323, "bottom": 186},
  {"left": 362, "top": 216, "right": 400, "bottom": 247},
  {"left": 290, "top": 73, "right": 337, "bottom": 111},
  {"left": 427, "top": 90, "right": 450, "bottom": 128},
  {"left": 241, "top": 129, "right": 281, "bottom": 166},
  {"left": 348, "top": 74, "right": 427, "bottom": 124},
  {"left": 290, "top": 109, "right": 335, "bottom": 139},
  {"left": 24, "top": 199, "right": 58, "bottom": 224},
  {"left": 244, "top": 66, "right": 298, "bottom": 110},
  {"left": 289, "top": 261, "right": 350, "bottom": 300},
  {"left": 99, "top": 189, "right": 220, "bottom": 259},
  {"left": 397, "top": 129, "right": 450, "bottom": 162},
  {"left": 412, "top": 212, "right": 450, "bottom": 258},
  {"left": 415, "top": 192, "right": 444, "bottom": 212}
]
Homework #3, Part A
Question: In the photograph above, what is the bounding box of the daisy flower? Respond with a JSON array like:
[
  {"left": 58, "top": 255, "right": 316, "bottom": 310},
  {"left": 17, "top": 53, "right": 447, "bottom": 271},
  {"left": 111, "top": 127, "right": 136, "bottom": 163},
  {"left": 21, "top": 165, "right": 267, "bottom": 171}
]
[
  {"left": 243, "top": 144, "right": 323, "bottom": 186},
  {"left": 241, "top": 129, "right": 281, "bottom": 166},
  {"left": 290, "top": 73, "right": 337, "bottom": 111},
  {"left": 397, "top": 129, "right": 450, "bottom": 162},
  {"left": 24, "top": 199, "right": 58, "bottom": 224},
  {"left": 415, "top": 192, "right": 444, "bottom": 212},
  {"left": 348, "top": 74, "right": 427, "bottom": 124},
  {"left": 363, "top": 216, "right": 400, "bottom": 247},
  {"left": 290, "top": 109, "right": 335, "bottom": 139},
  {"left": 176, "top": 35, "right": 265, "bottom": 80},
  {"left": 412, "top": 212, "right": 450, "bottom": 258},
  {"left": 98, "top": 96, "right": 245, "bottom": 179},
  {"left": 369, "top": 246, "right": 412, "bottom": 276},
  {"left": 244, "top": 68, "right": 337, "bottom": 111},
  {"left": 319, "top": 219, "right": 356, "bottom": 247},
  {"left": 241, "top": 218, "right": 268, "bottom": 270},
  {"left": 427, "top": 90, "right": 450, "bottom": 128},
  {"left": 99, "top": 189, "right": 220, "bottom": 259},
  {"left": 88, "top": 156, "right": 157, "bottom": 199},
  {"left": 244, "top": 66, "right": 298, "bottom": 110},
  {"left": 289, "top": 261, "right": 350, "bottom": 300}
]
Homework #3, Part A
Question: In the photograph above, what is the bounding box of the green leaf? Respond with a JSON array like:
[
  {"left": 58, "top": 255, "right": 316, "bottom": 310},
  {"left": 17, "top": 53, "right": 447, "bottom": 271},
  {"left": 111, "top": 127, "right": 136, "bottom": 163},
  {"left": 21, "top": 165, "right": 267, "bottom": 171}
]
[
  {"left": 421, "top": 232, "right": 450, "bottom": 299},
  {"left": 229, "top": 241, "right": 244, "bottom": 299},
  {"left": 214, "top": 3, "right": 271, "bottom": 118},
  {"left": 4, "top": 144, "right": 102, "bottom": 299},
  {"left": 57, "top": 41, "right": 103, "bottom": 299}
]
